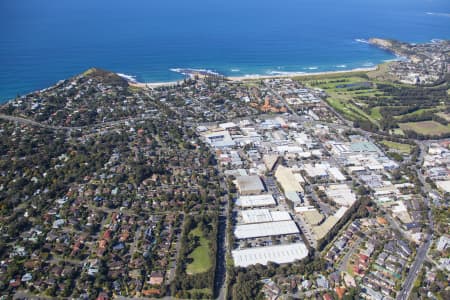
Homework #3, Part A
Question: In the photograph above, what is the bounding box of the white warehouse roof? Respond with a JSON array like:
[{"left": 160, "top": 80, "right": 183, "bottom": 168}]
[
  {"left": 270, "top": 211, "right": 293, "bottom": 222},
  {"left": 205, "top": 130, "right": 235, "bottom": 148},
  {"left": 234, "top": 220, "right": 299, "bottom": 239},
  {"left": 240, "top": 209, "right": 291, "bottom": 224},
  {"left": 325, "top": 184, "right": 356, "bottom": 207},
  {"left": 328, "top": 167, "right": 346, "bottom": 181},
  {"left": 219, "top": 122, "right": 238, "bottom": 129},
  {"left": 436, "top": 180, "right": 450, "bottom": 193},
  {"left": 232, "top": 243, "right": 309, "bottom": 267},
  {"left": 236, "top": 194, "right": 276, "bottom": 208}
]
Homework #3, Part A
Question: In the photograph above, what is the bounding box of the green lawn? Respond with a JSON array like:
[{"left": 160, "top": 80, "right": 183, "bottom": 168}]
[
  {"left": 301, "top": 75, "right": 381, "bottom": 126},
  {"left": 380, "top": 140, "right": 413, "bottom": 154},
  {"left": 297, "top": 71, "right": 448, "bottom": 136},
  {"left": 325, "top": 92, "right": 378, "bottom": 126},
  {"left": 326, "top": 97, "right": 362, "bottom": 120},
  {"left": 370, "top": 107, "right": 382, "bottom": 121},
  {"left": 186, "top": 288, "right": 213, "bottom": 296},
  {"left": 399, "top": 121, "right": 450, "bottom": 136},
  {"left": 391, "top": 128, "right": 405, "bottom": 136},
  {"left": 394, "top": 107, "right": 445, "bottom": 120},
  {"left": 186, "top": 226, "right": 212, "bottom": 275},
  {"left": 293, "top": 71, "right": 369, "bottom": 82}
]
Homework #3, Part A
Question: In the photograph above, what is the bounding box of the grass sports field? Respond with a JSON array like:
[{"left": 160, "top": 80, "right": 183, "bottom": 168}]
[
  {"left": 380, "top": 140, "right": 413, "bottom": 154},
  {"left": 295, "top": 67, "right": 449, "bottom": 137},
  {"left": 186, "top": 226, "right": 212, "bottom": 275},
  {"left": 399, "top": 121, "right": 450, "bottom": 136}
]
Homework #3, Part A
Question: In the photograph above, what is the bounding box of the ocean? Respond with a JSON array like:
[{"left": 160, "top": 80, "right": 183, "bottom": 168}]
[{"left": 1, "top": 0, "right": 449, "bottom": 102}]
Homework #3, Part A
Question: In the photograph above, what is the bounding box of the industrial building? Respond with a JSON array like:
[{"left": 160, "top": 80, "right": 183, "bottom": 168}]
[
  {"left": 236, "top": 194, "right": 276, "bottom": 208},
  {"left": 436, "top": 180, "right": 450, "bottom": 193},
  {"left": 240, "top": 209, "right": 292, "bottom": 224},
  {"left": 232, "top": 243, "right": 309, "bottom": 267},
  {"left": 275, "top": 165, "right": 304, "bottom": 193},
  {"left": 205, "top": 130, "right": 235, "bottom": 148},
  {"left": 325, "top": 184, "right": 356, "bottom": 207},
  {"left": 328, "top": 167, "right": 346, "bottom": 181},
  {"left": 235, "top": 175, "right": 265, "bottom": 195},
  {"left": 263, "top": 154, "right": 279, "bottom": 171},
  {"left": 234, "top": 220, "right": 299, "bottom": 239}
]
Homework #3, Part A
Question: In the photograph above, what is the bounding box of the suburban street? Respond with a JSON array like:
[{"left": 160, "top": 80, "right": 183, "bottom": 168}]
[
  {"left": 2, "top": 78, "right": 445, "bottom": 300},
  {"left": 396, "top": 142, "right": 434, "bottom": 300}
]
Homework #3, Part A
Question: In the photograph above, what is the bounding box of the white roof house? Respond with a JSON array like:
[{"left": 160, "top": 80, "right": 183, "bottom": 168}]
[
  {"left": 205, "top": 130, "right": 235, "bottom": 148},
  {"left": 232, "top": 243, "right": 308, "bottom": 267}
]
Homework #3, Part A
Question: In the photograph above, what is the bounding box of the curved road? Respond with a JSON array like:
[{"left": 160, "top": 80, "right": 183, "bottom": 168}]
[{"left": 0, "top": 113, "right": 161, "bottom": 132}]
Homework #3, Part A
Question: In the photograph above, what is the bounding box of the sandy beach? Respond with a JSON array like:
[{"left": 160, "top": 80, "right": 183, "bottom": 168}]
[
  {"left": 130, "top": 66, "right": 379, "bottom": 88},
  {"left": 130, "top": 81, "right": 183, "bottom": 88},
  {"left": 227, "top": 67, "right": 378, "bottom": 81}
]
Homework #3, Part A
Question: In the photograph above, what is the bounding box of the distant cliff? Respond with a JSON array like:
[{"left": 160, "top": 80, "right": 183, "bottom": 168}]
[
  {"left": 368, "top": 38, "right": 394, "bottom": 49},
  {"left": 368, "top": 38, "right": 449, "bottom": 85},
  {"left": 368, "top": 38, "right": 411, "bottom": 57},
  {"left": 368, "top": 38, "right": 424, "bottom": 63}
]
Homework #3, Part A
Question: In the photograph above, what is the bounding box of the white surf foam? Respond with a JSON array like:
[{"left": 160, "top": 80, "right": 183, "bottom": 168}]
[
  {"left": 355, "top": 38, "right": 369, "bottom": 44},
  {"left": 362, "top": 62, "right": 375, "bottom": 67},
  {"left": 170, "top": 68, "right": 220, "bottom": 76},
  {"left": 426, "top": 12, "right": 450, "bottom": 17},
  {"left": 266, "top": 70, "right": 306, "bottom": 75},
  {"left": 117, "top": 73, "right": 137, "bottom": 83}
]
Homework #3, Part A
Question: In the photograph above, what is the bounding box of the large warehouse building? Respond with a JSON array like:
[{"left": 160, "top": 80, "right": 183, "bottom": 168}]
[
  {"left": 325, "top": 184, "right": 356, "bottom": 207},
  {"left": 232, "top": 243, "right": 309, "bottom": 267},
  {"left": 240, "top": 209, "right": 292, "bottom": 224},
  {"left": 204, "top": 130, "right": 235, "bottom": 148},
  {"left": 236, "top": 194, "right": 276, "bottom": 208},
  {"left": 275, "top": 165, "right": 304, "bottom": 193},
  {"left": 234, "top": 220, "right": 299, "bottom": 239},
  {"left": 235, "top": 175, "right": 265, "bottom": 195},
  {"left": 275, "top": 165, "right": 304, "bottom": 203}
]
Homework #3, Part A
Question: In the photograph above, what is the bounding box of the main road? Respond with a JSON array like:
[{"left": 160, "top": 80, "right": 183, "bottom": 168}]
[
  {"left": 0, "top": 112, "right": 162, "bottom": 133},
  {"left": 396, "top": 142, "right": 434, "bottom": 300}
]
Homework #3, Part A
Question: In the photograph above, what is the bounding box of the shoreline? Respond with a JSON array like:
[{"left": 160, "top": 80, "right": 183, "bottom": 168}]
[
  {"left": 130, "top": 81, "right": 183, "bottom": 88},
  {"left": 227, "top": 66, "right": 378, "bottom": 81},
  {"left": 1, "top": 66, "right": 382, "bottom": 103},
  {"left": 130, "top": 66, "right": 379, "bottom": 88}
]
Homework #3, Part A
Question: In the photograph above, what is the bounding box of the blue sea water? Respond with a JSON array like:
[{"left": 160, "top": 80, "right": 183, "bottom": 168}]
[{"left": 1, "top": 0, "right": 449, "bottom": 102}]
